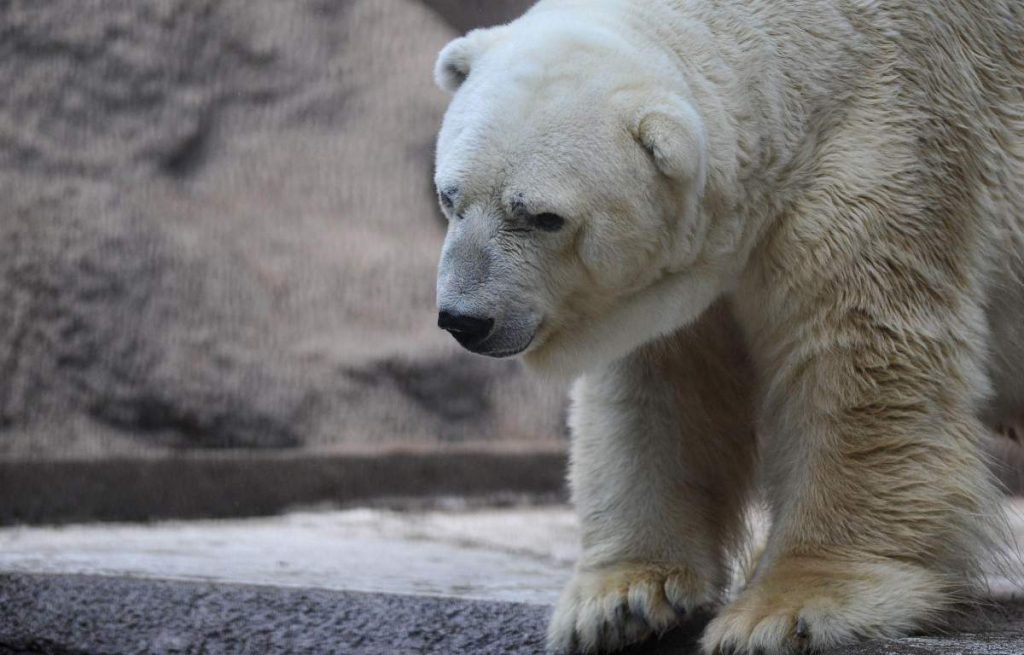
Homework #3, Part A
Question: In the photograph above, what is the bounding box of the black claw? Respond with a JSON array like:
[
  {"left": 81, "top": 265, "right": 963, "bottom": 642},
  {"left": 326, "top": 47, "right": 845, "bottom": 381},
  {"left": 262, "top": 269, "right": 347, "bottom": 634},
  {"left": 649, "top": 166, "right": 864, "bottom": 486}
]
[
  {"left": 668, "top": 601, "right": 688, "bottom": 617},
  {"left": 795, "top": 617, "right": 809, "bottom": 640},
  {"left": 600, "top": 619, "right": 619, "bottom": 649},
  {"left": 629, "top": 606, "right": 649, "bottom": 628}
]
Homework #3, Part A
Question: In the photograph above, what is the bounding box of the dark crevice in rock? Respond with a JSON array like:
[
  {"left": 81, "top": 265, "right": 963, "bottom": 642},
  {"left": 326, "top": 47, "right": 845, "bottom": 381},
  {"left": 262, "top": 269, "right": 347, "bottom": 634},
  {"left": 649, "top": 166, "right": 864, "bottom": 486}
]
[
  {"left": 88, "top": 393, "right": 303, "bottom": 450},
  {"left": 385, "top": 357, "right": 492, "bottom": 422},
  {"left": 159, "top": 115, "right": 214, "bottom": 178},
  {"left": 344, "top": 356, "right": 506, "bottom": 424}
]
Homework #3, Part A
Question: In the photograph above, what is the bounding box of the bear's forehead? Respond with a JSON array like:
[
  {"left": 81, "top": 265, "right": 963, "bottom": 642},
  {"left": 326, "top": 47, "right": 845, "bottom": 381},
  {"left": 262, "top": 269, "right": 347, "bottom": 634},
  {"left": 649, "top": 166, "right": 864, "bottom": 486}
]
[
  {"left": 437, "top": 116, "right": 617, "bottom": 189},
  {"left": 442, "top": 82, "right": 620, "bottom": 160}
]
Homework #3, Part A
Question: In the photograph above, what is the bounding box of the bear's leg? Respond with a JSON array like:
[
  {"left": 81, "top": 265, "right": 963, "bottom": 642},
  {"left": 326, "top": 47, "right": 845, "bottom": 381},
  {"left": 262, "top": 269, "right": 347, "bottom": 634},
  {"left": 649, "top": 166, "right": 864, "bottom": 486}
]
[
  {"left": 702, "top": 297, "right": 1001, "bottom": 654},
  {"left": 549, "top": 302, "right": 757, "bottom": 654}
]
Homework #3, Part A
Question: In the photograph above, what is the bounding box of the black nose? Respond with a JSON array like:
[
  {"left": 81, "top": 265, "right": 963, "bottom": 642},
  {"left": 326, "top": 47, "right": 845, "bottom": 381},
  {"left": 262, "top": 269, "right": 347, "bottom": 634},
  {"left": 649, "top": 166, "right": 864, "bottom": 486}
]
[{"left": 438, "top": 310, "right": 494, "bottom": 346}]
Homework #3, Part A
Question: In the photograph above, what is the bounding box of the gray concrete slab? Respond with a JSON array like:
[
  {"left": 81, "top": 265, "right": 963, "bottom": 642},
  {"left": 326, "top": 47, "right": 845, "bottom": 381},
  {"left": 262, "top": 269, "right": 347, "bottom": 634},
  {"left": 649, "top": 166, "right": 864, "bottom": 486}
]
[
  {"left": 0, "top": 507, "right": 578, "bottom": 605},
  {"left": 0, "top": 445, "right": 568, "bottom": 525}
]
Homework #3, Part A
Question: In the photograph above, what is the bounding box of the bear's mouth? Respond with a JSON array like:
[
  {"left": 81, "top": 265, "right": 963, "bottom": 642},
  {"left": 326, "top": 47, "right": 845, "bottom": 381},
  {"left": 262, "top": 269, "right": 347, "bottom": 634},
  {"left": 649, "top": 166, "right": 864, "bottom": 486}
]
[
  {"left": 463, "top": 331, "right": 535, "bottom": 358},
  {"left": 447, "top": 322, "right": 537, "bottom": 359},
  {"left": 478, "top": 339, "right": 533, "bottom": 358}
]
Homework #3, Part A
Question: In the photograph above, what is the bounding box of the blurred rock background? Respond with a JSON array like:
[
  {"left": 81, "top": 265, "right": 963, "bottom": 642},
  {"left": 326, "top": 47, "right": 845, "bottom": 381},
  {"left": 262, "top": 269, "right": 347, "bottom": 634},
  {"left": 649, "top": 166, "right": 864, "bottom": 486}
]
[
  {"left": 0, "top": 0, "right": 556, "bottom": 458},
  {"left": 1, "top": 0, "right": 1021, "bottom": 499}
]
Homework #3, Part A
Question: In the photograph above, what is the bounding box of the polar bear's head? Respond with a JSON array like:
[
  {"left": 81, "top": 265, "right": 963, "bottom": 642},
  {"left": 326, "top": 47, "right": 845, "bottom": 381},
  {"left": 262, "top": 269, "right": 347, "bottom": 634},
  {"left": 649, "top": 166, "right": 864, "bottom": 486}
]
[{"left": 433, "top": 13, "right": 723, "bottom": 378}]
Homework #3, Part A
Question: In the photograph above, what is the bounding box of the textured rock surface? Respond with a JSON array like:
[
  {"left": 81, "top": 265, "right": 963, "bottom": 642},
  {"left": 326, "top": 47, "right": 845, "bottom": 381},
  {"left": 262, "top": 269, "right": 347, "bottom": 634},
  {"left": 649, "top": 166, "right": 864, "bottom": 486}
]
[
  {"left": 0, "top": 572, "right": 1021, "bottom": 654},
  {"left": 0, "top": 574, "right": 557, "bottom": 655},
  {"left": 3, "top": 0, "right": 1020, "bottom": 491},
  {"left": 0, "top": 0, "right": 558, "bottom": 455}
]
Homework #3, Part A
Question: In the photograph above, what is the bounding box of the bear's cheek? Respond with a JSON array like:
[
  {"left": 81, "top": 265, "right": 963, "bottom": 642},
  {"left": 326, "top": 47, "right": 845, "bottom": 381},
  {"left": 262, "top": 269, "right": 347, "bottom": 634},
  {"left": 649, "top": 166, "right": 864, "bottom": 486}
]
[{"left": 575, "top": 221, "right": 662, "bottom": 294}]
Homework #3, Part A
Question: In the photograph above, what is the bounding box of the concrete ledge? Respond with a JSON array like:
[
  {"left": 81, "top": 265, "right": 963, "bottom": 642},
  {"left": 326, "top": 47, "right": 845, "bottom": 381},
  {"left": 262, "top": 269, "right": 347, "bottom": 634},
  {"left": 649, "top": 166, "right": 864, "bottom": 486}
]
[
  {"left": 0, "top": 443, "right": 568, "bottom": 525},
  {"left": 3, "top": 436, "right": 1020, "bottom": 526}
]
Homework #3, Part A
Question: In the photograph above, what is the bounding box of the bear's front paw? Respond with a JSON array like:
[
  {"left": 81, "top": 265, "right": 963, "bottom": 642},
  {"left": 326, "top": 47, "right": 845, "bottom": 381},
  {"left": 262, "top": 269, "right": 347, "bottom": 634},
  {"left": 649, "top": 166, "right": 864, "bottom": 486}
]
[
  {"left": 700, "top": 555, "right": 947, "bottom": 655},
  {"left": 548, "top": 562, "right": 715, "bottom": 654}
]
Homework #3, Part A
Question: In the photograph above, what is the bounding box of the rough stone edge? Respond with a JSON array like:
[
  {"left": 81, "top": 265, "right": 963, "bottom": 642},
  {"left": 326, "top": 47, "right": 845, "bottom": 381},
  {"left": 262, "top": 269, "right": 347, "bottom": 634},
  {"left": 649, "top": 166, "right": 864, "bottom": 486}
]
[
  {"left": 0, "top": 443, "right": 568, "bottom": 525},
  {"left": 0, "top": 572, "right": 552, "bottom": 655},
  {"left": 0, "top": 573, "right": 1021, "bottom": 655},
  {"left": 2, "top": 437, "right": 1020, "bottom": 526}
]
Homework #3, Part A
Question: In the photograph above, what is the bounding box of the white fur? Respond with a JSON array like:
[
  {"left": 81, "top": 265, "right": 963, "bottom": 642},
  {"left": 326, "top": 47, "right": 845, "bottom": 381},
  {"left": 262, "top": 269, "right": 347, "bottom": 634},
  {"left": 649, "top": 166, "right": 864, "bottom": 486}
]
[{"left": 433, "top": 0, "right": 1024, "bottom": 653}]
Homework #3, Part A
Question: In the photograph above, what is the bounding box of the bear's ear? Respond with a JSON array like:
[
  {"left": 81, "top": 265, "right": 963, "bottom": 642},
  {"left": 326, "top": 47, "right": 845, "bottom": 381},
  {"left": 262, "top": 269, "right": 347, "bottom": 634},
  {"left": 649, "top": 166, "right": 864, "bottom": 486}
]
[
  {"left": 632, "top": 98, "right": 706, "bottom": 183},
  {"left": 434, "top": 29, "right": 500, "bottom": 94}
]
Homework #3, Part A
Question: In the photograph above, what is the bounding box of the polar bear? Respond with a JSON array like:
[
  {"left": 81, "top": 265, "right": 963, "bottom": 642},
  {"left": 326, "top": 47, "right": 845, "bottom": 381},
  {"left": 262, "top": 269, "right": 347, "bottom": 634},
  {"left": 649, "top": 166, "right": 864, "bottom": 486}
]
[{"left": 431, "top": 0, "right": 1024, "bottom": 653}]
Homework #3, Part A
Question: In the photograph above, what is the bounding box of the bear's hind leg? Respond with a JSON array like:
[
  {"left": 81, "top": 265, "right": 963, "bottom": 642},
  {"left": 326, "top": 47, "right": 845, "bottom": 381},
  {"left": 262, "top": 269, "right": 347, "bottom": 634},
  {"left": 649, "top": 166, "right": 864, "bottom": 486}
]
[{"left": 706, "top": 277, "right": 1003, "bottom": 655}]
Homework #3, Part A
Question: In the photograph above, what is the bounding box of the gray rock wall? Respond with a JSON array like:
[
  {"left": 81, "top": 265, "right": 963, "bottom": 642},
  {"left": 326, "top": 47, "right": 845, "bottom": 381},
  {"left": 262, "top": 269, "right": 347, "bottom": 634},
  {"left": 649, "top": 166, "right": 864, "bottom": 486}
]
[{"left": 0, "top": 0, "right": 555, "bottom": 456}]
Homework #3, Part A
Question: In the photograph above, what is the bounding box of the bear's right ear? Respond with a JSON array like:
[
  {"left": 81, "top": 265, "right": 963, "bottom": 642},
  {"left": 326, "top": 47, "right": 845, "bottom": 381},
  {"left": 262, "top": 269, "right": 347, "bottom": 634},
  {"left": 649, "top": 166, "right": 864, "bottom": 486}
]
[
  {"left": 632, "top": 97, "right": 706, "bottom": 184},
  {"left": 434, "top": 29, "right": 500, "bottom": 94}
]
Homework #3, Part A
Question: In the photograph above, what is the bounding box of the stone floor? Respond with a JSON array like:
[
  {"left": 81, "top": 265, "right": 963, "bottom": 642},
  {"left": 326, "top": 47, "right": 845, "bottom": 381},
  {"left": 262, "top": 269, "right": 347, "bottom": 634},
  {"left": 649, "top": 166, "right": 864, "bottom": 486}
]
[{"left": 1, "top": 503, "right": 1024, "bottom": 654}]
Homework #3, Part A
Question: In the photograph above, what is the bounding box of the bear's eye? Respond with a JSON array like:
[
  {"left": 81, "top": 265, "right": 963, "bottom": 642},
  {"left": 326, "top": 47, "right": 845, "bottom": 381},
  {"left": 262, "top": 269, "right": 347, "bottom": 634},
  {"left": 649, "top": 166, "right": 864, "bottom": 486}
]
[
  {"left": 438, "top": 187, "right": 457, "bottom": 213},
  {"left": 532, "top": 212, "right": 565, "bottom": 232}
]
